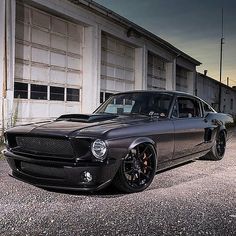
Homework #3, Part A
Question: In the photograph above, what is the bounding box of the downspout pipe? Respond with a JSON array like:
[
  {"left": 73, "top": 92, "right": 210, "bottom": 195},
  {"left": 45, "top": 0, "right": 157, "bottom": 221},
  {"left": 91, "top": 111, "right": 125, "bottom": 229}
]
[{"left": 1, "top": 0, "right": 7, "bottom": 138}]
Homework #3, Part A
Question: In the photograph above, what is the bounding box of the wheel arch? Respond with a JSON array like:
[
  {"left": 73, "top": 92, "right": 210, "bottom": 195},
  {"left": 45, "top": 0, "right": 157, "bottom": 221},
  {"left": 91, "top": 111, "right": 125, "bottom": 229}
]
[{"left": 127, "top": 137, "right": 158, "bottom": 163}]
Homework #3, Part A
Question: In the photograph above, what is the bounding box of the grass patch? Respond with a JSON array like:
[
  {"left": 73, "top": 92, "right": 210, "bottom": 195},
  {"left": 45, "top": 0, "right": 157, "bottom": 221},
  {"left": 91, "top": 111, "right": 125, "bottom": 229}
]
[{"left": 0, "top": 143, "right": 5, "bottom": 160}]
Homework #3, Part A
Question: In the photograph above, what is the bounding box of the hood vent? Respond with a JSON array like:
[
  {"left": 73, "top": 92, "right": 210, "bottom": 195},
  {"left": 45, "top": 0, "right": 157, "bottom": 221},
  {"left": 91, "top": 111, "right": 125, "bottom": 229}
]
[{"left": 56, "top": 113, "right": 118, "bottom": 123}]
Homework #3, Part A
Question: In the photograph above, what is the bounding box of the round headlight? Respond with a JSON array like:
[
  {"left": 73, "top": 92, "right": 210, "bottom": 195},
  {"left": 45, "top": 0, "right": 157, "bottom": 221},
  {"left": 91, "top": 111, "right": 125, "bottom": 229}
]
[{"left": 91, "top": 139, "right": 107, "bottom": 160}]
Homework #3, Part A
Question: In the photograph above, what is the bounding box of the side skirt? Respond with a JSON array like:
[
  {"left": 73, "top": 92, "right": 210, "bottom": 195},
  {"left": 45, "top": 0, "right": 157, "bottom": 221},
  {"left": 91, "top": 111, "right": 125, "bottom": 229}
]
[{"left": 156, "top": 149, "right": 210, "bottom": 173}]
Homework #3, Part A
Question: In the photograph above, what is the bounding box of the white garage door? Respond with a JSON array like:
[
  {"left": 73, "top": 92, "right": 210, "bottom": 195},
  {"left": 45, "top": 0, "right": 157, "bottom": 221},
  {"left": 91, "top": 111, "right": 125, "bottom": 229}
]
[
  {"left": 14, "top": 3, "right": 83, "bottom": 123},
  {"left": 176, "top": 66, "right": 188, "bottom": 92},
  {"left": 100, "top": 33, "right": 135, "bottom": 103},
  {"left": 147, "top": 52, "right": 166, "bottom": 90}
]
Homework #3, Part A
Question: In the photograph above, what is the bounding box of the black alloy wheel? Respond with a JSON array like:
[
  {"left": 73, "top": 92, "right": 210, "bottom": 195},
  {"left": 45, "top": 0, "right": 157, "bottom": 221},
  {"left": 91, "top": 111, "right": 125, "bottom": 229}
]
[
  {"left": 202, "top": 130, "right": 226, "bottom": 161},
  {"left": 215, "top": 131, "right": 226, "bottom": 157},
  {"left": 113, "top": 143, "right": 157, "bottom": 193}
]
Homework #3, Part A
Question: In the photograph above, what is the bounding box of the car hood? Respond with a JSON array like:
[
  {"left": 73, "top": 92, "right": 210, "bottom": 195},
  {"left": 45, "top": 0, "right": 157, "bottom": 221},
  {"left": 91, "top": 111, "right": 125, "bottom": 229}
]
[{"left": 7, "top": 113, "right": 150, "bottom": 137}]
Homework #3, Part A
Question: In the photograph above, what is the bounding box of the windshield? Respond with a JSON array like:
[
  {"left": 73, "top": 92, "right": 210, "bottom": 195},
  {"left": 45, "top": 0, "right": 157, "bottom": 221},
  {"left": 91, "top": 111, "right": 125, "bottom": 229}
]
[{"left": 95, "top": 92, "right": 173, "bottom": 117}]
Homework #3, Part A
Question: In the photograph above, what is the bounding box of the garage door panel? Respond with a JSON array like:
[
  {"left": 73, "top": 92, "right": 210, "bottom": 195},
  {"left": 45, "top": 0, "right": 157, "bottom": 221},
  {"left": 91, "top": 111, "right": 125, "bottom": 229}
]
[
  {"left": 50, "top": 70, "right": 66, "bottom": 84},
  {"left": 101, "top": 34, "right": 135, "bottom": 95},
  {"left": 51, "top": 18, "right": 67, "bottom": 35},
  {"left": 125, "top": 83, "right": 134, "bottom": 91},
  {"left": 65, "top": 103, "right": 80, "bottom": 114},
  {"left": 68, "top": 39, "right": 81, "bottom": 55},
  {"left": 15, "top": 3, "right": 83, "bottom": 121},
  {"left": 16, "top": 4, "right": 30, "bottom": 23},
  {"left": 68, "top": 23, "right": 83, "bottom": 41},
  {"left": 49, "top": 103, "right": 66, "bottom": 117},
  {"left": 115, "top": 68, "right": 124, "bottom": 80},
  {"left": 32, "top": 47, "right": 49, "bottom": 64},
  {"left": 51, "top": 52, "right": 66, "bottom": 68},
  {"left": 51, "top": 34, "right": 67, "bottom": 51},
  {"left": 115, "top": 81, "right": 124, "bottom": 91},
  {"left": 15, "top": 63, "right": 30, "bottom": 80},
  {"left": 116, "top": 43, "right": 125, "bottom": 54},
  {"left": 31, "top": 65, "right": 49, "bottom": 82},
  {"left": 147, "top": 52, "right": 166, "bottom": 90},
  {"left": 16, "top": 22, "right": 30, "bottom": 41},
  {"left": 68, "top": 57, "right": 81, "bottom": 70},
  {"left": 32, "top": 28, "right": 50, "bottom": 47},
  {"left": 67, "top": 72, "right": 82, "bottom": 86},
  {"left": 15, "top": 43, "right": 30, "bottom": 61},
  {"left": 124, "top": 71, "right": 134, "bottom": 81},
  {"left": 32, "top": 10, "right": 50, "bottom": 30}
]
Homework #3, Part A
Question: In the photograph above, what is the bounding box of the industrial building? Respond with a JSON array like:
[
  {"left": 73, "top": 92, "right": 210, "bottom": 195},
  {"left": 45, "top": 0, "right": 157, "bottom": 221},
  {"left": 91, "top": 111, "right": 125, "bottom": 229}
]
[{"left": 0, "top": 0, "right": 235, "bottom": 131}]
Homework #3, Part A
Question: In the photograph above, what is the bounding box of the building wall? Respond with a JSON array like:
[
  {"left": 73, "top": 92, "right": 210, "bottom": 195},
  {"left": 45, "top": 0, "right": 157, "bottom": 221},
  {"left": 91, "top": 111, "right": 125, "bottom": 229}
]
[
  {"left": 0, "top": 0, "right": 198, "bottom": 129},
  {"left": 197, "top": 73, "right": 236, "bottom": 117}
]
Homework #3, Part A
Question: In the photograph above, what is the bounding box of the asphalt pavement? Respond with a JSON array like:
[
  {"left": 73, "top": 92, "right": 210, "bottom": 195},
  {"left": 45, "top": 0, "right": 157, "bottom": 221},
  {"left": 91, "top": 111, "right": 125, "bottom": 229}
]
[{"left": 0, "top": 135, "right": 236, "bottom": 236}]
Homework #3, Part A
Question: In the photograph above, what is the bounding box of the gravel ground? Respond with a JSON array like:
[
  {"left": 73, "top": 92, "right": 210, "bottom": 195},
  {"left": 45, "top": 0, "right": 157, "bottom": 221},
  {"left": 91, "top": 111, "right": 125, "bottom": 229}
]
[{"left": 0, "top": 136, "right": 236, "bottom": 236}]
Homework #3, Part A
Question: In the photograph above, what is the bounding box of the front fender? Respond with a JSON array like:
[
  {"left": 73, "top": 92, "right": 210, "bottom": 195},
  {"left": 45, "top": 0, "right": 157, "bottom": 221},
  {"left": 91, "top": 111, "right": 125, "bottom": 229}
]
[{"left": 128, "top": 137, "right": 155, "bottom": 151}]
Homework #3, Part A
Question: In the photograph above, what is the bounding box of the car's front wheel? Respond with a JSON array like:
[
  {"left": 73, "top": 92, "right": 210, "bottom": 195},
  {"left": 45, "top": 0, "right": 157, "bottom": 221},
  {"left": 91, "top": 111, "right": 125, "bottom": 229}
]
[{"left": 113, "top": 143, "right": 157, "bottom": 193}]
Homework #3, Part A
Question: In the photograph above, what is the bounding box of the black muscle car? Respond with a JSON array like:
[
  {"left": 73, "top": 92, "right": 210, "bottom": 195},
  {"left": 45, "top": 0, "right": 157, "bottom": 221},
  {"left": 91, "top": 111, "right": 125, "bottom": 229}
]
[{"left": 3, "top": 91, "right": 234, "bottom": 193}]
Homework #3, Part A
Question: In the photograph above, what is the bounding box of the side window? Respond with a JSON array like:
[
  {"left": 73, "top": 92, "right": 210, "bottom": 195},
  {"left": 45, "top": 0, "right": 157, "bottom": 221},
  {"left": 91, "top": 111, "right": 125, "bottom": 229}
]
[{"left": 177, "top": 97, "right": 202, "bottom": 118}]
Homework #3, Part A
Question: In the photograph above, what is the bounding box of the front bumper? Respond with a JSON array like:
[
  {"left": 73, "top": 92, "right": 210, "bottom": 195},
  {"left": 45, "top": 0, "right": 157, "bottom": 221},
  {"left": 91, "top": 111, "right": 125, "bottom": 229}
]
[{"left": 4, "top": 150, "right": 121, "bottom": 191}]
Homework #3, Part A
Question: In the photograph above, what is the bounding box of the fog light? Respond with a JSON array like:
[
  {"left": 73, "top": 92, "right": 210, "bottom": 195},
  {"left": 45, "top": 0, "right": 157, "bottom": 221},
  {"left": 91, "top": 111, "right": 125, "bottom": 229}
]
[{"left": 81, "top": 171, "right": 93, "bottom": 183}]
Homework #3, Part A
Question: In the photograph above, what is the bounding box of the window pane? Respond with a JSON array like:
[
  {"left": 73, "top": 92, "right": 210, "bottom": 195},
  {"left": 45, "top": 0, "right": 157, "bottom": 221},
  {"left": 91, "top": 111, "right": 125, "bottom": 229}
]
[
  {"left": 105, "top": 92, "right": 113, "bottom": 101},
  {"left": 178, "top": 98, "right": 201, "bottom": 118},
  {"left": 14, "top": 82, "right": 28, "bottom": 99},
  {"left": 100, "top": 92, "right": 104, "bottom": 103},
  {"left": 50, "top": 86, "right": 64, "bottom": 101},
  {"left": 67, "top": 88, "right": 80, "bottom": 102},
  {"left": 31, "top": 84, "right": 47, "bottom": 100}
]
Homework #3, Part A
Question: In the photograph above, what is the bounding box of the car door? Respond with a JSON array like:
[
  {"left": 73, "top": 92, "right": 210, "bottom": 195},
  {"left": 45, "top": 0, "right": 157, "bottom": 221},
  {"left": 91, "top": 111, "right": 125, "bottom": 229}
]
[{"left": 172, "top": 95, "right": 209, "bottom": 160}]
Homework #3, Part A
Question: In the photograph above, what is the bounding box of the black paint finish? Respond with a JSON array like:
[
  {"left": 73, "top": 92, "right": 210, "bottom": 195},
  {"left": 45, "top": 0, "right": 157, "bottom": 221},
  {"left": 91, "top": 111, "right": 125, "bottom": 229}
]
[{"left": 4, "top": 91, "right": 234, "bottom": 191}]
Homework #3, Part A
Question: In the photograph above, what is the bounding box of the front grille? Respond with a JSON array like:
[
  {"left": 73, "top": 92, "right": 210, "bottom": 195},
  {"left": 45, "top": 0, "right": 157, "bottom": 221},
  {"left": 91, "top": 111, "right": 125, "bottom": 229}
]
[{"left": 15, "top": 136, "right": 74, "bottom": 158}]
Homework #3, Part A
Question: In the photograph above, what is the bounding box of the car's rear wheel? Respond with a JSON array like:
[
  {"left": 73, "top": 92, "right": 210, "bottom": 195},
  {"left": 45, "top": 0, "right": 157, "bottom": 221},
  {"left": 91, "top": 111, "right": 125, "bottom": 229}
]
[
  {"left": 113, "top": 143, "right": 157, "bottom": 193},
  {"left": 202, "top": 130, "right": 226, "bottom": 161}
]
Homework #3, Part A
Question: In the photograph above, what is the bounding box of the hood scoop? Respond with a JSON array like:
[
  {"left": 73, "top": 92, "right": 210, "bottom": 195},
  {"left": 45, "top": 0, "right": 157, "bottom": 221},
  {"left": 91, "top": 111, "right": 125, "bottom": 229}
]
[{"left": 56, "top": 113, "right": 118, "bottom": 123}]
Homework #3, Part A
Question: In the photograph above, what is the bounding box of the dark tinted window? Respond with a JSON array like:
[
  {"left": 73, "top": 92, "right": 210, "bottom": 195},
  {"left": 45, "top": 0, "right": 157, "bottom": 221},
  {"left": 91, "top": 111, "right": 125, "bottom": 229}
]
[
  {"left": 105, "top": 92, "right": 113, "bottom": 101},
  {"left": 67, "top": 88, "right": 80, "bottom": 101},
  {"left": 178, "top": 97, "right": 201, "bottom": 118},
  {"left": 100, "top": 92, "right": 104, "bottom": 103},
  {"left": 96, "top": 92, "right": 173, "bottom": 116},
  {"left": 14, "top": 82, "right": 28, "bottom": 99},
  {"left": 31, "top": 84, "right": 47, "bottom": 100},
  {"left": 50, "top": 86, "right": 64, "bottom": 101}
]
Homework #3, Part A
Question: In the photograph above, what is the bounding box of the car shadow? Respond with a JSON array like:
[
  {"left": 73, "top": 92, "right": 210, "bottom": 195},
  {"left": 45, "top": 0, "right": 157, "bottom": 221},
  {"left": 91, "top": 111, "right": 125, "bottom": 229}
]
[{"left": 41, "top": 160, "right": 200, "bottom": 198}]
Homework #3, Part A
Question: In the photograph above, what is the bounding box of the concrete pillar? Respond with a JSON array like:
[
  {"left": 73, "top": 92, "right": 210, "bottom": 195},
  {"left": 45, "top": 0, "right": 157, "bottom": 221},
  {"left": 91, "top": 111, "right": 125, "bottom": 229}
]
[
  {"left": 0, "top": 0, "right": 16, "bottom": 132},
  {"left": 81, "top": 25, "right": 101, "bottom": 113},
  {"left": 187, "top": 71, "right": 195, "bottom": 95},
  {"left": 165, "top": 59, "right": 176, "bottom": 91},
  {"left": 0, "top": 0, "right": 6, "bottom": 133},
  {"left": 135, "top": 45, "right": 147, "bottom": 90}
]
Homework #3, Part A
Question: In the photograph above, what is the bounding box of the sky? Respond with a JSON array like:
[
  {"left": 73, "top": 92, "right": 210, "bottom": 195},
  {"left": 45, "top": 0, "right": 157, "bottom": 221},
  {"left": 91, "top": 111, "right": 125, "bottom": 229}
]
[{"left": 94, "top": 0, "right": 236, "bottom": 86}]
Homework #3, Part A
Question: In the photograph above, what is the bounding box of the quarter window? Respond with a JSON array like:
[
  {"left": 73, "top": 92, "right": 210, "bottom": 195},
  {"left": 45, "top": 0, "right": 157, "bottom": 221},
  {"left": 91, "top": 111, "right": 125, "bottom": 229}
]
[
  {"left": 177, "top": 97, "right": 201, "bottom": 118},
  {"left": 31, "top": 84, "right": 47, "bottom": 100}
]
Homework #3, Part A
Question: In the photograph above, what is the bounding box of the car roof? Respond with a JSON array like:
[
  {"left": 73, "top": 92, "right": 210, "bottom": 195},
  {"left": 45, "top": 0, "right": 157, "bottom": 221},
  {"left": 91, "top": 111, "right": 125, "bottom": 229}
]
[{"left": 114, "top": 90, "right": 197, "bottom": 98}]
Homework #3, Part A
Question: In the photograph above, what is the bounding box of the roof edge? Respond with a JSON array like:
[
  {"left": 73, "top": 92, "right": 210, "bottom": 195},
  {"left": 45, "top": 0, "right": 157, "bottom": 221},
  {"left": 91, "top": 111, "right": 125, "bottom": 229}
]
[{"left": 68, "top": 0, "right": 201, "bottom": 66}]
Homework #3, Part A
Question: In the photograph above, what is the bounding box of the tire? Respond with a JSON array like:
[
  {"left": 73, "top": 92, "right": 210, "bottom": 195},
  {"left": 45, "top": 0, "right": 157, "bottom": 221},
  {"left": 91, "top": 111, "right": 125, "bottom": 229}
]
[
  {"left": 113, "top": 143, "right": 157, "bottom": 193},
  {"left": 202, "top": 130, "right": 226, "bottom": 161}
]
